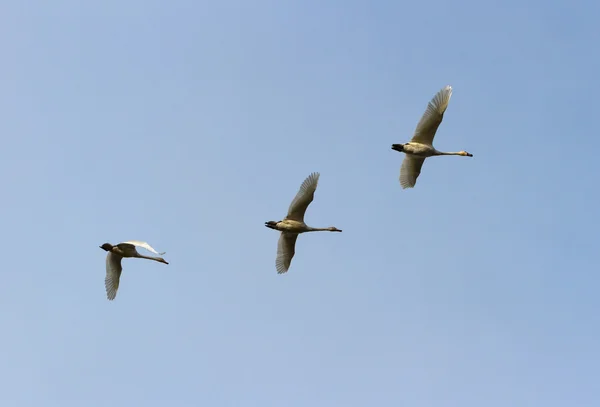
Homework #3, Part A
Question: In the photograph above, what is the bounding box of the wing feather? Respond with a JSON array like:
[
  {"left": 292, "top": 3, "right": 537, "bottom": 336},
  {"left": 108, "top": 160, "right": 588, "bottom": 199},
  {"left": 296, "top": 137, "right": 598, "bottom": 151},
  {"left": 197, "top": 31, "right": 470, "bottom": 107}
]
[
  {"left": 275, "top": 233, "right": 298, "bottom": 274},
  {"left": 411, "top": 85, "right": 452, "bottom": 145},
  {"left": 122, "top": 240, "right": 166, "bottom": 255},
  {"left": 105, "top": 252, "right": 123, "bottom": 301},
  {"left": 400, "top": 156, "right": 426, "bottom": 189},
  {"left": 286, "top": 172, "right": 320, "bottom": 222}
]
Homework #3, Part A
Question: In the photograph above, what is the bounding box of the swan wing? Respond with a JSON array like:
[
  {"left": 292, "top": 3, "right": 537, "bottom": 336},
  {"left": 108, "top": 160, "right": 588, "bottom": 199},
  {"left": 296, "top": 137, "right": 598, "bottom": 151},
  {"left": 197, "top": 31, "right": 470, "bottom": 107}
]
[
  {"left": 411, "top": 85, "right": 452, "bottom": 146},
  {"left": 105, "top": 252, "right": 123, "bottom": 301},
  {"left": 400, "top": 156, "right": 426, "bottom": 189},
  {"left": 121, "top": 240, "right": 166, "bottom": 255},
  {"left": 276, "top": 232, "right": 298, "bottom": 274},
  {"left": 286, "top": 172, "right": 320, "bottom": 222}
]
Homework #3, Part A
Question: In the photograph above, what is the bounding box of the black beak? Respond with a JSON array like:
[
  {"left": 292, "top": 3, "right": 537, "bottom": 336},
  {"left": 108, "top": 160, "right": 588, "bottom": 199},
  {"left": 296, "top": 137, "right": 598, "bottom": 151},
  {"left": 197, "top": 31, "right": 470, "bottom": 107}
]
[{"left": 391, "top": 144, "right": 404, "bottom": 152}]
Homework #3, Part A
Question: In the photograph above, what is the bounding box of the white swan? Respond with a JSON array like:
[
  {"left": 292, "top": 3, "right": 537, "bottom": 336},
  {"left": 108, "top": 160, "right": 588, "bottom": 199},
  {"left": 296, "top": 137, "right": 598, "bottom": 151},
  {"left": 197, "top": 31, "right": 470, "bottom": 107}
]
[
  {"left": 265, "top": 172, "right": 342, "bottom": 274},
  {"left": 99, "top": 240, "right": 168, "bottom": 300},
  {"left": 392, "top": 85, "right": 473, "bottom": 189}
]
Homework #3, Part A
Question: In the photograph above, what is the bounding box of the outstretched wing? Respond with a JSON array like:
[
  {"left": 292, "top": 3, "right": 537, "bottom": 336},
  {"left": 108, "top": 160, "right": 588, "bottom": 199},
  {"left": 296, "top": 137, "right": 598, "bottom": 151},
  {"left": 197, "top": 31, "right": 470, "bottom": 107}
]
[
  {"left": 286, "top": 172, "right": 320, "bottom": 222},
  {"left": 400, "top": 156, "right": 426, "bottom": 189},
  {"left": 275, "top": 232, "right": 298, "bottom": 274},
  {"left": 121, "top": 240, "right": 166, "bottom": 255},
  {"left": 411, "top": 85, "right": 452, "bottom": 146},
  {"left": 105, "top": 252, "right": 123, "bottom": 301}
]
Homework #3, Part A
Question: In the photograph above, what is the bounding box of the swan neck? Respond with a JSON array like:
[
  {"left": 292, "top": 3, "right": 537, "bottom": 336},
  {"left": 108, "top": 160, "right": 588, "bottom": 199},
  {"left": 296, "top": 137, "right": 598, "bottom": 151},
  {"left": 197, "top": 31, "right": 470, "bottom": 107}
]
[{"left": 138, "top": 254, "right": 164, "bottom": 262}]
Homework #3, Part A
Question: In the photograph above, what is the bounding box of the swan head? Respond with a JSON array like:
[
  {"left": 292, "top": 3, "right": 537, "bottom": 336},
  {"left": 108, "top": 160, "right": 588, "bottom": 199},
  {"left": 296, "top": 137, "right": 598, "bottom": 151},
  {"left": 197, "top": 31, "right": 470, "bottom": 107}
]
[
  {"left": 265, "top": 221, "right": 278, "bottom": 230},
  {"left": 391, "top": 144, "right": 404, "bottom": 152},
  {"left": 460, "top": 151, "right": 473, "bottom": 157},
  {"left": 329, "top": 227, "right": 342, "bottom": 232},
  {"left": 99, "top": 243, "right": 114, "bottom": 251}
]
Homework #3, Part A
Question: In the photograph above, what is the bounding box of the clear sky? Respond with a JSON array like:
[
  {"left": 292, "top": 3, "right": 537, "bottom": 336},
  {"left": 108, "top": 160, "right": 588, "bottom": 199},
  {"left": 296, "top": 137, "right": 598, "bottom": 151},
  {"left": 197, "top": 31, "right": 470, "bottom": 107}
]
[{"left": 1, "top": 1, "right": 599, "bottom": 406}]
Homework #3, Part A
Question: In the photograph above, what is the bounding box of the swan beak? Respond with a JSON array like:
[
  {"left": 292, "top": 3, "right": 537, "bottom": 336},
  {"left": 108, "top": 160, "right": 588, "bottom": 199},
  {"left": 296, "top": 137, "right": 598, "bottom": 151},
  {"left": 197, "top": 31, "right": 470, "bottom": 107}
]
[
  {"left": 391, "top": 144, "right": 404, "bottom": 152},
  {"left": 464, "top": 151, "right": 473, "bottom": 157}
]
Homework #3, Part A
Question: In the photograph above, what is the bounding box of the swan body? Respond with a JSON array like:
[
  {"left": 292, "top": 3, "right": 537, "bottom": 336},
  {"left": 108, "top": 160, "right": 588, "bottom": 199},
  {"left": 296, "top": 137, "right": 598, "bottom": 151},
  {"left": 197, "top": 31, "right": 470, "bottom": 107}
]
[
  {"left": 265, "top": 172, "right": 342, "bottom": 274},
  {"left": 265, "top": 219, "right": 340, "bottom": 233},
  {"left": 392, "top": 85, "right": 473, "bottom": 189},
  {"left": 99, "top": 240, "right": 168, "bottom": 300}
]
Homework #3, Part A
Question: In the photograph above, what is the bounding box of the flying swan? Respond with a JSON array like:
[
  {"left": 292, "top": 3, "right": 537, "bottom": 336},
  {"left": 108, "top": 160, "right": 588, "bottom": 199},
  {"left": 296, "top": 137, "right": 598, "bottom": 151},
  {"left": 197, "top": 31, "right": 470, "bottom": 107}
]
[
  {"left": 265, "top": 172, "right": 341, "bottom": 274},
  {"left": 99, "top": 240, "right": 169, "bottom": 300},
  {"left": 392, "top": 85, "right": 473, "bottom": 189}
]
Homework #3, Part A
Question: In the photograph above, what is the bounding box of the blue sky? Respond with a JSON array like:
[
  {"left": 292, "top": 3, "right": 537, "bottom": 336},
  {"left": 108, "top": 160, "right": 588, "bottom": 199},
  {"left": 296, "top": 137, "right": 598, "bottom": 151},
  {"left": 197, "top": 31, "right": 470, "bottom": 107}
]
[{"left": 1, "top": 1, "right": 599, "bottom": 406}]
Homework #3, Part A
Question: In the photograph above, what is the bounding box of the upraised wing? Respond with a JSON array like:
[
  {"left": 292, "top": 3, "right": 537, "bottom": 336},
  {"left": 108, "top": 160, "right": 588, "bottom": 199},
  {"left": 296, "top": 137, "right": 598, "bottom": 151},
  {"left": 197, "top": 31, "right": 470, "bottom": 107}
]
[
  {"left": 105, "top": 252, "right": 123, "bottom": 301},
  {"left": 286, "top": 172, "right": 320, "bottom": 222},
  {"left": 275, "top": 232, "right": 298, "bottom": 274},
  {"left": 122, "top": 240, "right": 166, "bottom": 255},
  {"left": 411, "top": 85, "right": 452, "bottom": 146}
]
